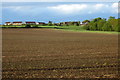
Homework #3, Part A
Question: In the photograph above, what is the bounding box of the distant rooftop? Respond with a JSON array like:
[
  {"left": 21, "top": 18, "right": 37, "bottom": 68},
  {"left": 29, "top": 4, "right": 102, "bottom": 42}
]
[{"left": 13, "top": 22, "right": 22, "bottom": 23}]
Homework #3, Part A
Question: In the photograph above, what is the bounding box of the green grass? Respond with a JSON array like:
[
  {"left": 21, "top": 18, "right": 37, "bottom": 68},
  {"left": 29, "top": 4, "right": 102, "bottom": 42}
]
[
  {"left": 58, "top": 25, "right": 85, "bottom": 30},
  {"left": 58, "top": 29, "right": 119, "bottom": 34},
  {"left": 39, "top": 26, "right": 57, "bottom": 28},
  {"left": 2, "top": 25, "right": 119, "bottom": 34},
  {"left": 50, "top": 25, "right": 119, "bottom": 34}
]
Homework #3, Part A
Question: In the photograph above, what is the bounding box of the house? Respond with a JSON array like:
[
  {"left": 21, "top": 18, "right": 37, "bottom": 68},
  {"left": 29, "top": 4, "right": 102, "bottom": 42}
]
[
  {"left": 63, "top": 22, "right": 71, "bottom": 25},
  {"left": 82, "top": 20, "right": 90, "bottom": 25},
  {"left": 82, "top": 22, "right": 89, "bottom": 25},
  {"left": 5, "top": 22, "right": 12, "bottom": 25},
  {"left": 38, "top": 22, "right": 45, "bottom": 25},
  {"left": 25, "top": 22, "right": 36, "bottom": 25},
  {"left": 12, "top": 21, "right": 23, "bottom": 25},
  {"left": 72, "top": 22, "right": 80, "bottom": 26},
  {"left": 59, "top": 22, "right": 70, "bottom": 26},
  {"left": 62, "top": 22, "right": 79, "bottom": 26}
]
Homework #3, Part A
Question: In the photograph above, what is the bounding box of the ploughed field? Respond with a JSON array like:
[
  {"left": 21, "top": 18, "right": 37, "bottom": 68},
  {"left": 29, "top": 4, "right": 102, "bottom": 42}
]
[{"left": 2, "top": 28, "right": 118, "bottom": 78}]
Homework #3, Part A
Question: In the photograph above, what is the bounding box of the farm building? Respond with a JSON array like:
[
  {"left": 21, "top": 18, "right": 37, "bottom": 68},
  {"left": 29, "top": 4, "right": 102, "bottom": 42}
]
[
  {"left": 63, "top": 22, "right": 71, "bottom": 25},
  {"left": 60, "top": 21, "right": 80, "bottom": 26},
  {"left": 38, "top": 22, "right": 46, "bottom": 25},
  {"left": 12, "top": 22, "right": 23, "bottom": 25},
  {"left": 82, "top": 20, "right": 90, "bottom": 25},
  {"left": 5, "top": 22, "right": 12, "bottom": 25}
]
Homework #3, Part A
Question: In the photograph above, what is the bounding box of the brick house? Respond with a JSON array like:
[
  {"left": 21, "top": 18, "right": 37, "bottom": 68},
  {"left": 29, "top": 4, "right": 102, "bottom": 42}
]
[
  {"left": 12, "top": 22, "right": 23, "bottom": 25},
  {"left": 38, "top": 22, "right": 45, "bottom": 25},
  {"left": 5, "top": 22, "right": 12, "bottom": 25}
]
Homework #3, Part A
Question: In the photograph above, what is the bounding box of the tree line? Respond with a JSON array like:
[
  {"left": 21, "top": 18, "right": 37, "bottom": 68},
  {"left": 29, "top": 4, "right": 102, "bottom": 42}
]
[
  {"left": 83, "top": 16, "right": 120, "bottom": 32},
  {"left": 25, "top": 21, "right": 81, "bottom": 27}
]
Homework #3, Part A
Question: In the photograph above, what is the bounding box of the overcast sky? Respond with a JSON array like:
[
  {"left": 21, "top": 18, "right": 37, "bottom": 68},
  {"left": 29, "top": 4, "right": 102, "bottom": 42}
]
[
  {"left": 2, "top": 0, "right": 120, "bottom": 2},
  {"left": 1, "top": 1, "right": 119, "bottom": 24}
]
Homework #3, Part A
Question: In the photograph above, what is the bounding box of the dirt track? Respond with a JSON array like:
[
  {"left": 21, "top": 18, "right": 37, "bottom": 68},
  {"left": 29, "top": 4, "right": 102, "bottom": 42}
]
[{"left": 2, "top": 28, "right": 119, "bottom": 78}]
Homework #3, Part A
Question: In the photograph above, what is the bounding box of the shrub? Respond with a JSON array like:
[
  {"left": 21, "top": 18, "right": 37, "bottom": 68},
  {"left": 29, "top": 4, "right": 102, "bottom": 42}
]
[
  {"left": 97, "top": 19, "right": 106, "bottom": 31},
  {"left": 114, "top": 24, "right": 120, "bottom": 32},
  {"left": 25, "top": 24, "right": 31, "bottom": 28},
  {"left": 32, "top": 25, "right": 38, "bottom": 28},
  {"left": 102, "top": 22, "right": 112, "bottom": 31},
  {"left": 84, "top": 25, "right": 89, "bottom": 30}
]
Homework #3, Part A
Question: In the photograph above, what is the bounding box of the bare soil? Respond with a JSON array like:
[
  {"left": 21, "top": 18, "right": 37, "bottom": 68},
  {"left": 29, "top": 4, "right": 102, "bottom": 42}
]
[{"left": 2, "top": 28, "right": 119, "bottom": 79}]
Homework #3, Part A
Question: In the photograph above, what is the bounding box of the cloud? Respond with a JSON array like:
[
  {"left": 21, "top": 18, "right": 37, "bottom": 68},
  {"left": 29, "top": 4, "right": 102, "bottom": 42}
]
[
  {"left": 47, "top": 3, "right": 116, "bottom": 14},
  {"left": 2, "top": 0, "right": 120, "bottom": 2},
  {"left": 4, "top": 6, "right": 31, "bottom": 11},
  {"left": 94, "top": 4, "right": 108, "bottom": 10},
  {"left": 3, "top": 3, "right": 119, "bottom": 15},
  {"left": 111, "top": 3, "right": 118, "bottom": 13},
  {"left": 47, "top": 4, "right": 87, "bottom": 14},
  {"left": 2, "top": 0, "right": 64, "bottom": 2},
  {"left": 3, "top": 5, "right": 46, "bottom": 16},
  {"left": 112, "top": 3, "right": 118, "bottom": 8},
  {"left": 93, "top": 3, "right": 119, "bottom": 14}
]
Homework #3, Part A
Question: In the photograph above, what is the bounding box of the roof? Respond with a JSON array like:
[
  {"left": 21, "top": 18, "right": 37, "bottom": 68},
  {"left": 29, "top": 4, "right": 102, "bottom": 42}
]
[
  {"left": 6, "top": 22, "right": 11, "bottom": 23},
  {"left": 13, "top": 22, "right": 22, "bottom": 23}
]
